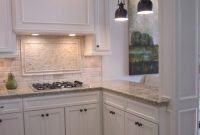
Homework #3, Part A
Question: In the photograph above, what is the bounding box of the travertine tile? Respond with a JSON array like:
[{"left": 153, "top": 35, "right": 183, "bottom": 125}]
[{"left": 0, "top": 36, "right": 102, "bottom": 86}]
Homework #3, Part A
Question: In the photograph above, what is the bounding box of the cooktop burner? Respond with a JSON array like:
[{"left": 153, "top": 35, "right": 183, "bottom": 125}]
[{"left": 31, "top": 81, "right": 83, "bottom": 91}]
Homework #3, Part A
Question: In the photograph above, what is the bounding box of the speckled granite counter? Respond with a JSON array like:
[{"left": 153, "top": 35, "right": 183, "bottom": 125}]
[{"left": 0, "top": 80, "right": 169, "bottom": 107}]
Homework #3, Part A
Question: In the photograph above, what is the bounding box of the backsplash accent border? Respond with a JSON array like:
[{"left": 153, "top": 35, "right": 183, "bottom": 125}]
[{"left": 20, "top": 36, "right": 82, "bottom": 76}]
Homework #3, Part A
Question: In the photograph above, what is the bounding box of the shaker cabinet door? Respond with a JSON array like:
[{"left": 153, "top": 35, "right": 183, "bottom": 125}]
[
  {"left": 0, "top": 113, "right": 24, "bottom": 135},
  {"left": 24, "top": 108, "right": 65, "bottom": 135},
  {"left": 65, "top": 105, "right": 84, "bottom": 135},
  {"left": 24, "top": 110, "right": 46, "bottom": 135},
  {"left": 0, "top": 0, "right": 16, "bottom": 54},
  {"left": 65, "top": 103, "right": 100, "bottom": 135},
  {"left": 125, "top": 113, "right": 139, "bottom": 135},
  {"left": 45, "top": 108, "right": 65, "bottom": 135},
  {"left": 138, "top": 117, "right": 158, "bottom": 135},
  {"left": 103, "top": 104, "right": 125, "bottom": 135},
  {"left": 12, "top": 0, "right": 95, "bottom": 33}
]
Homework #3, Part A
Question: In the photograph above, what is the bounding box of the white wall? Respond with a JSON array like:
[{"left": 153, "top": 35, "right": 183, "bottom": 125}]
[{"left": 102, "top": 0, "right": 129, "bottom": 80}]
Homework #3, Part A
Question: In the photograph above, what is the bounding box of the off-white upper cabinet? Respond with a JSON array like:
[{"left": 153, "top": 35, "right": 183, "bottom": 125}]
[
  {"left": 0, "top": 0, "right": 16, "bottom": 57},
  {"left": 84, "top": 0, "right": 111, "bottom": 55},
  {"left": 12, "top": 0, "right": 111, "bottom": 55},
  {"left": 12, "top": 0, "right": 95, "bottom": 34}
]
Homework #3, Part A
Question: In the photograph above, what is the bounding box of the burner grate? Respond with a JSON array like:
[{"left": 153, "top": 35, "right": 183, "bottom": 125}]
[{"left": 32, "top": 81, "right": 83, "bottom": 91}]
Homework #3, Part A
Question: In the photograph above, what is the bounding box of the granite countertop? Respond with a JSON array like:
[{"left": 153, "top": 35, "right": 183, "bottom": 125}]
[{"left": 0, "top": 80, "right": 169, "bottom": 107}]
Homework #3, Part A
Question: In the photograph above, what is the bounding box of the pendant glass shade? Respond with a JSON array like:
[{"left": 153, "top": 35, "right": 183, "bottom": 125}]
[
  {"left": 115, "top": 1, "right": 128, "bottom": 21},
  {"left": 137, "top": 0, "right": 153, "bottom": 15}
]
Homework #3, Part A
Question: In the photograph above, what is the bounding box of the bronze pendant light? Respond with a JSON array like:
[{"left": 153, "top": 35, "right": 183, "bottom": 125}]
[
  {"left": 115, "top": 0, "right": 128, "bottom": 21},
  {"left": 137, "top": 0, "right": 153, "bottom": 14}
]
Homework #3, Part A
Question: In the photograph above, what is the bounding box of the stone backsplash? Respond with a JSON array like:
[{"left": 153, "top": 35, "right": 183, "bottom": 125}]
[{"left": 0, "top": 36, "right": 102, "bottom": 87}]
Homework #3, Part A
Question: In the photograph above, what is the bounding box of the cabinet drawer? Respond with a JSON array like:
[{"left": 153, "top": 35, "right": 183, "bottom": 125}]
[
  {"left": 23, "top": 91, "right": 99, "bottom": 111},
  {"left": 103, "top": 92, "right": 126, "bottom": 110},
  {"left": 0, "top": 99, "right": 23, "bottom": 114},
  {"left": 126, "top": 99, "right": 159, "bottom": 123}
]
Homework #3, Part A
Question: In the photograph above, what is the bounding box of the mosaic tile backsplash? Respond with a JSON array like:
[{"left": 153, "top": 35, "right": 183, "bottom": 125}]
[
  {"left": 21, "top": 36, "right": 82, "bottom": 75},
  {"left": 0, "top": 36, "right": 102, "bottom": 87}
]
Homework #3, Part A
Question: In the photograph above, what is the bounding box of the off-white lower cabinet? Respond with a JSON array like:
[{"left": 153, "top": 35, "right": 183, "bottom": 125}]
[
  {"left": 22, "top": 91, "right": 100, "bottom": 135},
  {"left": 103, "top": 104, "right": 125, "bottom": 135},
  {"left": 103, "top": 92, "right": 165, "bottom": 135},
  {"left": 24, "top": 108, "right": 65, "bottom": 135},
  {"left": 103, "top": 104, "right": 159, "bottom": 135},
  {"left": 0, "top": 113, "right": 24, "bottom": 135},
  {"left": 65, "top": 103, "right": 100, "bottom": 135},
  {"left": 125, "top": 112, "right": 158, "bottom": 135},
  {"left": 0, "top": 91, "right": 167, "bottom": 135}
]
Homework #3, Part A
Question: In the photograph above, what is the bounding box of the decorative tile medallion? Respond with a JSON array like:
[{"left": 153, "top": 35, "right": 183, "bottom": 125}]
[{"left": 21, "top": 36, "right": 81, "bottom": 75}]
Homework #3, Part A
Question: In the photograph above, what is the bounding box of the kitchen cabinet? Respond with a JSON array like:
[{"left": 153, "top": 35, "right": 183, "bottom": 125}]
[
  {"left": 65, "top": 103, "right": 100, "bottom": 135},
  {"left": 125, "top": 112, "right": 158, "bottom": 135},
  {"left": 0, "top": 0, "right": 16, "bottom": 57},
  {"left": 12, "top": 0, "right": 111, "bottom": 56},
  {"left": 84, "top": 0, "right": 111, "bottom": 55},
  {"left": 0, "top": 113, "right": 24, "bottom": 135},
  {"left": 103, "top": 104, "right": 125, "bottom": 135},
  {"left": 24, "top": 108, "right": 65, "bottom": 135},
  {"left": 103, "top": 92, "right": 167, "bottom": 135},
  {"left": 12, "top": 0, "right": 95, "bottom": 34}
]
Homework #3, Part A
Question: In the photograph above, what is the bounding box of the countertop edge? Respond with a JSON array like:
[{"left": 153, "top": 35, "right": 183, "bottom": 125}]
[{"left": 0, "top": 86, "right": 169, "bottom": 107}]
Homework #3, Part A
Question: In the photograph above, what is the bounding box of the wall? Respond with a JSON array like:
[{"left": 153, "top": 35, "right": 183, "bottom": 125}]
[
  {"left": 0, "top": 36, "right": 102, "bottom": 88},
  {"left": 129, "top": 0, "right": 159, "bottom": 45},
  {"left": 102, "top": 0, "right": 129, "bottom": 80}
]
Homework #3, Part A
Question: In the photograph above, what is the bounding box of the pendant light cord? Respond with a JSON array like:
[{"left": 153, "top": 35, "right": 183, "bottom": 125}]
[{"left": 118, "top": 0, "right": 125, "bottom": 5}]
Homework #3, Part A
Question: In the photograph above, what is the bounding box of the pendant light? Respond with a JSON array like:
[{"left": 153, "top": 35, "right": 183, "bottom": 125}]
[
  {"left": 137, "top": 0, "right": 153, "bottom": 15},
  {"left": 115, "top": 0, "right": 128, "bottom": 21}
]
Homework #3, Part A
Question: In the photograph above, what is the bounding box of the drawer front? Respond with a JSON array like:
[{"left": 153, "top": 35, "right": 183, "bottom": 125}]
[
  {"left": 0, "top": 99, "right": 23, "bottom": 114},
  {"left": 103, "top": 92, "right": 126, "bottom": 110},
  {"left": 126, "top": 99, "right": 159, "bottom": 123},
  {"left": 103, "top": 92, "right": 159, "bottom": 123},
  {"left": 23, "top": 91, "right": 99, "bottom": 111}
]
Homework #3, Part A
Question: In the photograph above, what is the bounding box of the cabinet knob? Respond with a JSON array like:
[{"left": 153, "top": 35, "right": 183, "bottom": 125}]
[
  {"left": 80, "top": 109, "right": 83, "bottom": 112},
  {"left": 0, "top": 119, "right": 2, "bottom": 123},
  {"left": 96, "top": 45, "right": 100, "bottom": 48},
  {"left": 41, "top": 114, "right": 44, "bottom": 117},
  {"left": 84, "top": 109, "right": 87, "bottom": 112},
  {"left": 0, "top": 106, "right": 4, "bottom": 109},
  {"left": 138, "top": 123, "right": 143, "bottom": 127},
  {"left": 135, "top": 122, "right": 139, "bottom": 126},
  {"left": 46, "top": 113, "right": 49, "bottom": 117},
  {"left": 109, "top": 111, "right": 115, "bottom": 115}
]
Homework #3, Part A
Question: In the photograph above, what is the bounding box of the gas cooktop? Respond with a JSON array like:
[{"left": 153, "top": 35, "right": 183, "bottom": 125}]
[{"left": 31, "top": 80, "right": 84, "bottom": 91}]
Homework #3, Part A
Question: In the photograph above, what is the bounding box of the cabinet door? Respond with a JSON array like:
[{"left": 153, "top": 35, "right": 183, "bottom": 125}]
[
  {"left": 65, "top": 105, "right": 84, "bottom": 135},
  {"left": 84, "top": 0, "right": 111, "bottom": 56},
  {"left": 0, "top": 0, "right": 16, "bottom": 53},
  {"left": 82, "top": 104, "right": 100, "bottom": 135},
  {"left": 0, "top": 113, "right": 24, "bottom": 135},
  {"left": 125, "top": 113, "right": 140, "bottom": 135},
  {"left": 45, "top": 108, "right": 65, "bottom": 135},
  {"left": 138, "top": 118, "right": 158, "bottom": 135},
  {"left": 24, "top": 110, "right": 46, "bottom": 135},
  {"left": 104, "top": 104, "right": 125, "bottom": 135},
  {"left": 95, "top": 0, "right": 110, "bottom": 51},
  {"left": 12, "top": 0, "right": 95, "bottom": 33}
]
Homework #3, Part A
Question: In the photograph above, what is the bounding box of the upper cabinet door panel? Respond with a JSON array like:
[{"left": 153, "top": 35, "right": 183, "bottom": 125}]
[
  {"left": 12, "top": 0, "right": 95, "bottom": 33},
  {"left": 21, "top": 0, "right": 90, "bottom": 25},
  {"left": 0, "top": 0, "right": 16, "bottom": 53}
]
